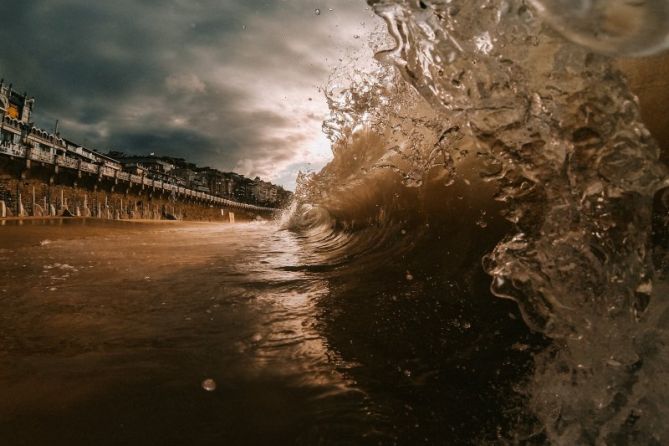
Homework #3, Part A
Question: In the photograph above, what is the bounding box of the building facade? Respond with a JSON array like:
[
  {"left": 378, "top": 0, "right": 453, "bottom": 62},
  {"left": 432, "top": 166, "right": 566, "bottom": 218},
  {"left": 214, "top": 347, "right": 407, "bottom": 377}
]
[{"left": 0, "top": 80, "right": 292, "bottom": 210}]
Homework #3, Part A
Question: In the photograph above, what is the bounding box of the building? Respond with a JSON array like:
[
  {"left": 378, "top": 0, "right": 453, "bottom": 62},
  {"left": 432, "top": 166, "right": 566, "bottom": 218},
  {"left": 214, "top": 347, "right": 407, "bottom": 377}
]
[
  {"left": 0, "top": 78, "right": 292, "bottom": 209},
  {"left": 0, "top": 84, "right": 32, "bottom": 150},
  {"left": 0, "top": 81, "right": 34, "bottom": 124},
  {"left": 108, "top": 153, "right": 175, "bottom": 174},
  {"left": 194, "top": 167, "right": 225, "bottom": 196}
]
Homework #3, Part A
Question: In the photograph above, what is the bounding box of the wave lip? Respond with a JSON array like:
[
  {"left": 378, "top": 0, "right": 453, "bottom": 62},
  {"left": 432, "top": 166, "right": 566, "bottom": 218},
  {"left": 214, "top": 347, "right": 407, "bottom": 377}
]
[{"left": 290, "top": 0, "right": 669, "bottom": 443}]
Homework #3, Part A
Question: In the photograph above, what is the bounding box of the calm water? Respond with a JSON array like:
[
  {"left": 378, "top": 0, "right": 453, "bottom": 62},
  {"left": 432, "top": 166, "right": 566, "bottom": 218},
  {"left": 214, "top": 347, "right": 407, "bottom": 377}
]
[{"left": 0, "top": 218, "right": 539, "bottom": 445}]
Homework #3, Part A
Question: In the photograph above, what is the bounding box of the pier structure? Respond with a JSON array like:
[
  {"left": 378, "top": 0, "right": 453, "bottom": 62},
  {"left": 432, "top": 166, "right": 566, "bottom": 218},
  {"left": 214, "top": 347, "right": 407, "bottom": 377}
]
[{"left": 0, "top": 81, "right": 281, "bottom": 220}]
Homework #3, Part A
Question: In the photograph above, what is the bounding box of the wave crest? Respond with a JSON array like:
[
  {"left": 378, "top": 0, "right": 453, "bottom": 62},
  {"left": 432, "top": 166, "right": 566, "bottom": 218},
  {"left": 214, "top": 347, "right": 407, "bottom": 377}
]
[{"left": 288, "top": 1, "right": 669, "bottom": 442}]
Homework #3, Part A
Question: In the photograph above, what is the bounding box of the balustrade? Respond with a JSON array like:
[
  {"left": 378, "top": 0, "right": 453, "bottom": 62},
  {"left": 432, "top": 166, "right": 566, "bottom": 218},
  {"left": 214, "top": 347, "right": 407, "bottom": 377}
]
[{"left": 0, "top": 142, "right": 26, "bottom": 157}]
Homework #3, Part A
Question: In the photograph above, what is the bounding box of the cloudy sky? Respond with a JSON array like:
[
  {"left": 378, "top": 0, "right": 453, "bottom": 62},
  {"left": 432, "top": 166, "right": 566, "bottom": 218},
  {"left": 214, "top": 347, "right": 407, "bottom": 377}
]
[{"left": 0, "top": 0, "right": 381, "bottom": 189}]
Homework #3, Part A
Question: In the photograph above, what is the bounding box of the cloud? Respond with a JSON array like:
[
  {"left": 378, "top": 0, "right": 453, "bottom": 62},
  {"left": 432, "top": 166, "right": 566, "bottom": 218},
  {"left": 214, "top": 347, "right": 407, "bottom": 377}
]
[
  {"left": 165, "top": 74, "right": 206, "bottom": 94},
  {"left": 0, "top": 0, "right": 381, "bottom": 189}
]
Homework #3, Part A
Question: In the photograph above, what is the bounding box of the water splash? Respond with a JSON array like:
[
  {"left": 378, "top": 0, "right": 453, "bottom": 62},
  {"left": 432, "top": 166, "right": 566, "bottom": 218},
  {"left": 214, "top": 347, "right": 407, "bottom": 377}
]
[
  {"left": 530, "top": 0, "right": 669, "bottom": 56},
  {"left": 366, "top": 1, "right": 669, "bottom": 443},
  {"left": 288, "top": 0, "right": 669, "bottom": 442},
  {"left": 201, "top": 378, "right": 217, "bottom": 392}
]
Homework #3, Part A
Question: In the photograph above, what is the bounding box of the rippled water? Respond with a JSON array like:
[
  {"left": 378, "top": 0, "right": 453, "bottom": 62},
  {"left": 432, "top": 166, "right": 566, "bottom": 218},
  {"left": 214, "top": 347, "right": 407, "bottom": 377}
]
[
  {"left": 0, "top": 218, "right": 547, "bottom": 445},
  {"left": 295, "top": 1, "right": 669, "bottom": 443},
  {"left": 0, "top": 219, "right": 368, "bottom": 445},
  {"left": 2, "top": 1, "right": 669, "bottom": 444}
]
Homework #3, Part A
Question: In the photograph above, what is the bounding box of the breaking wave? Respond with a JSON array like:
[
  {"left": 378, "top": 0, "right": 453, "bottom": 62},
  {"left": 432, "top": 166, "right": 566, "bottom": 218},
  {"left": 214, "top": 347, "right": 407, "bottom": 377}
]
[{"left": 285, "top": 1, "right": 669, "bottom": 444}]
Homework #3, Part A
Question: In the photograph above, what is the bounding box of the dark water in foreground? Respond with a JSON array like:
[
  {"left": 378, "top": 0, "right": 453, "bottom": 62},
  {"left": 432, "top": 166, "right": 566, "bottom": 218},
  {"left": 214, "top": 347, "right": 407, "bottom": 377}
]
[{"left": 0, "top": 218, "right": 542, "bottom": 445}]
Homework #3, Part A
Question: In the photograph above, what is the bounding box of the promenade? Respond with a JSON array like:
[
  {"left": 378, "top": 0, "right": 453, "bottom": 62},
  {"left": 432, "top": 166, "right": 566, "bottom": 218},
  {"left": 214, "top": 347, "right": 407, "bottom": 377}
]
[{"left": 0, "top": 139, "right": 277, "bottom": 218}]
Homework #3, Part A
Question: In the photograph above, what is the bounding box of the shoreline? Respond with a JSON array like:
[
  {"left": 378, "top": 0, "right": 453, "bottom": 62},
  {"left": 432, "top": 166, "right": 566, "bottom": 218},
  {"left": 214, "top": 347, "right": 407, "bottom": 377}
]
[
  {"left": 0, "top": 216, "right": 181, "bottom": 223},
  {"left": 0, "top": 216, "right": 250, "bottom": 225},
  {"left": 0, "top": 216, "right": 245, "bottom": 248}
]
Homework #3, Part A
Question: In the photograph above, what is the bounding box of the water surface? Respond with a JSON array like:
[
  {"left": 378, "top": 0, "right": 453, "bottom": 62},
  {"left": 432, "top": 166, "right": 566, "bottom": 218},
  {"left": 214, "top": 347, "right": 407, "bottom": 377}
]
[
  {"left": 0, "top": 218, "right": 539, "bottom": 445},
  {"left": 0, "top": 219, "right": 373, "bottom": 445}
]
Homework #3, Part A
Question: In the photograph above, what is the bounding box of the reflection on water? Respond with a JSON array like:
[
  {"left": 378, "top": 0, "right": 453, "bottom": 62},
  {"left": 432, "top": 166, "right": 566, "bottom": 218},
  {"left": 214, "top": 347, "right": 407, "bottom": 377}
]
[
  {"left": 0, "top": 219, "right": 375, "bottom": 445},
  {"left": 0, "top": 218, "right": 543, "bottom": 444}
]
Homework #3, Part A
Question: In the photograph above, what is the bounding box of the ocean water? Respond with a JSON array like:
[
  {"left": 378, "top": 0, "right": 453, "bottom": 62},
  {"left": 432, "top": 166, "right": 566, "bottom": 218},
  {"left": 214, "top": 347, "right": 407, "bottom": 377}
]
[
  {"left": 292, "top": 0, "right": 669, "bottom": 443},
  {"left": 2, "top": 0, "right": 669, "bottom": 444},
  {"left": 0, "top": 219, "right": 371, "bottom": 445},
  {"left": 0, "top": 218, "right": 539, "bottom": 445}
]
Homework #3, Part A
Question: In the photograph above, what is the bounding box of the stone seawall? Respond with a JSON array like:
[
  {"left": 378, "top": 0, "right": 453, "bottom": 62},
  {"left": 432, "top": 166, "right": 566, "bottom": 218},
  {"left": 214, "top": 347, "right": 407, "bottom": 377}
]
[{"left": 0, "top": 157, "right": 272, "bottom": 222}]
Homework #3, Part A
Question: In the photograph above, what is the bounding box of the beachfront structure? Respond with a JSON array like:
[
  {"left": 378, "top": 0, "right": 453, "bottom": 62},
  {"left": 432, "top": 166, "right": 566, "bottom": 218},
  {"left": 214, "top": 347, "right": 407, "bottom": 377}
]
[{"left": 0, "top": 81, "right": 291, "bottom": 213}]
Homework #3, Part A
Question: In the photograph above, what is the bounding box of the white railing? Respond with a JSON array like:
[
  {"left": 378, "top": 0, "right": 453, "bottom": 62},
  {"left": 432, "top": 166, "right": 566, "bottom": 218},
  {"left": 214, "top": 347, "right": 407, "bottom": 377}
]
[
  {"left": 80, "top": 161, "right": 98, "bottom": 173},
  {"left": 56, "top": 155, "right": 79, "bottom": 169},
  {"left": 100, "top": 166, "right": 116, "bottom": 178},
  {"left": 117, "top": 171, "right": 130, "bottom": 181},
  {"left": 0, "top": 142, "right": 26, "bottom": 157},
  {"left": 27, "top": 148, "right": 54, "bottom": 163},
  {"left": 129, "top": 174, "right": 142, "bottom": 184}
]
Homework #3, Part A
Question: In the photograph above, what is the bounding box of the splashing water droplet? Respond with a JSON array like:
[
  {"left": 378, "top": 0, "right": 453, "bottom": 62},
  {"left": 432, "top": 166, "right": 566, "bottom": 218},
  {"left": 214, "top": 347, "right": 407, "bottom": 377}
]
[
  {"left": 476, "top": 210, "right": 488, "bottom": 228},
  {"left": 201, "top": 379, "right": 216, "bottom": 392},
  {"left": 290, "top": 0, "right": 669, "bottom": 441}
]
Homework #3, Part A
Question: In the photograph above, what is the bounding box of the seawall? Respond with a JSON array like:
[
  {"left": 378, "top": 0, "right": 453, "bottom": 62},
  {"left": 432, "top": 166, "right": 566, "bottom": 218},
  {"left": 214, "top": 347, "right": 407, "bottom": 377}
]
[{"left": 0, "top": 157, "right": 274, "bottom": 222}]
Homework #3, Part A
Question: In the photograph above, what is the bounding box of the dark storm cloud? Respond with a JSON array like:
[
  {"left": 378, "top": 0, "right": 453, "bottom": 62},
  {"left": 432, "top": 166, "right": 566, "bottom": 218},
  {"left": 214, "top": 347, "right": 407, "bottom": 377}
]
[
  {"left": 108, "top": 129, "right": 218, "bottom": 156},
  {"left": 0, "top": 0, "right": 377, "bottom": 187}
]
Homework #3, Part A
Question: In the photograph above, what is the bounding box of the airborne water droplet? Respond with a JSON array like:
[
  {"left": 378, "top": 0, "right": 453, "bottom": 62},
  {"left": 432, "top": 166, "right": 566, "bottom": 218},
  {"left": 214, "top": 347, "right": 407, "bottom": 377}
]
[
  {"left": 476, "top": 210, "right": 488, "bottom": 228},
  {"left": 314, "top": 8, "right": 321, "bottom": 16},
  {"left": 201, "top": 378, "right": 216, "bottom": 392}
]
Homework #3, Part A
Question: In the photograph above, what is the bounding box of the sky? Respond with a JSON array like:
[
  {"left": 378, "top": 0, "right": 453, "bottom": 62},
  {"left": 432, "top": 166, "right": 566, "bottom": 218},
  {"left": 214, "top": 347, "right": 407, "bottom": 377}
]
[{"left": 0, "top": 0, "right": 381, "bottom": 189}]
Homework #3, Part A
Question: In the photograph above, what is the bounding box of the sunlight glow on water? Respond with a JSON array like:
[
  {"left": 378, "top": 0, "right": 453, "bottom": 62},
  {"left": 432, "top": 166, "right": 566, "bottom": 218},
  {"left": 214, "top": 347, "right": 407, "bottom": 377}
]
[{"left": 0, "top": 220, "right": 377, "bottom": 445}]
